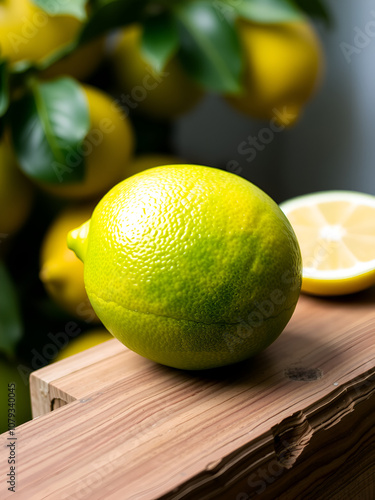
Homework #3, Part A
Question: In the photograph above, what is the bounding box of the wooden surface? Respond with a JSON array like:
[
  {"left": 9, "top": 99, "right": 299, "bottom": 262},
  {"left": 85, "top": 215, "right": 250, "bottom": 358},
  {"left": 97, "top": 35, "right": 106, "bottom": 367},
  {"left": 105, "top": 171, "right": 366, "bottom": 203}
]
[{"left": 2, "top": 289, "right": 375, "bottom": 499}]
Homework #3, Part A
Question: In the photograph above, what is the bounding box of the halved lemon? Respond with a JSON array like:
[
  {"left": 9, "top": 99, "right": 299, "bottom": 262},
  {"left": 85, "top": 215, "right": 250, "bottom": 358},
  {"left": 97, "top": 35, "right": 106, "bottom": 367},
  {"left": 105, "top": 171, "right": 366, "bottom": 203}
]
[{"left": 280, "top": 191, "right": 375, "bottom": 295}]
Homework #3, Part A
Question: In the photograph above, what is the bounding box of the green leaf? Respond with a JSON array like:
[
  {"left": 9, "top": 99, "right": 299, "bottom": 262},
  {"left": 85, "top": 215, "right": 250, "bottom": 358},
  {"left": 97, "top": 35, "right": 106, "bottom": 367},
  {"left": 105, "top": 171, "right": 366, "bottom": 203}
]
[
  {"left": 173, "top": 1, "right": 243, "bottom": 93},
  {"left": 141, "top": 13, "right": 179, "bottom": 73},
  {"left": 233, "top": 0, "right": 304, "bottom": 23},
  {"left": 9, "top": 78, "right": 90, "bottom": 185},
  {"left": 31, "top": 0, "right": 88, "bottom": 21},
  {"left": 80, "top": 0, "right": 148, "bottom": 43},
  {"left": 0, "top": 263, "right": 23, "bottom": 358},
  {"left": 294, "top": 0, "right": 331, "bottom": 25},
  {"left": 0, "top": 60, "right": 9, "bottom": 117}
]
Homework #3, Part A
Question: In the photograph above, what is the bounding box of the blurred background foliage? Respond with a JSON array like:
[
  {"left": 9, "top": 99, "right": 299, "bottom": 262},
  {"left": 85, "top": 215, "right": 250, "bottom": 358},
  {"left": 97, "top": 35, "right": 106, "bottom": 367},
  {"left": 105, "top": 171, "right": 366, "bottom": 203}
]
[{"left": 0, "top": 0, "right": 330, "bottom": 431}]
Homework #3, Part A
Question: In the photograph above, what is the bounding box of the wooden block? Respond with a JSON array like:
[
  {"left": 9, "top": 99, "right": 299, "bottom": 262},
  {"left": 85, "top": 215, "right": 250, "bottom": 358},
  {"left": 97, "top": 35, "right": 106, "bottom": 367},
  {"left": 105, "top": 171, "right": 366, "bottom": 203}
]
[
  {"left": 29, "top": 338, "right": 125, "bottom": 417},
  {"left": 1, "top": 289, "right": 375, "bottom": 499}
]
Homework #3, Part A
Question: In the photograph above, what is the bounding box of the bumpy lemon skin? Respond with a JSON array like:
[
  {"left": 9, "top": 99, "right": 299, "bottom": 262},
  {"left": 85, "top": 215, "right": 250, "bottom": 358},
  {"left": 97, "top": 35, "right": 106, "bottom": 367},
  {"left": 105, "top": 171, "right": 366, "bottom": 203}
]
[
  {"left": 226, "top": 19, "right": 324, "bottom": 126},
  {"left": 0, "top": 135, "right": 33, "bottom": 236},
  {"left": 0, "top": 0, "right": 103, "bottom": 80},
  {"left": 111, "top": 25, "right": 204, "bottom": 120},
  {"left": 69, "top": 165, "right": 302, "bottom": 370},
  {"left": 40, "top": 203, "right": 100, "bottom": 322},
  {"left": 40, "top": 85, "right": 135, "bottom": 200}
]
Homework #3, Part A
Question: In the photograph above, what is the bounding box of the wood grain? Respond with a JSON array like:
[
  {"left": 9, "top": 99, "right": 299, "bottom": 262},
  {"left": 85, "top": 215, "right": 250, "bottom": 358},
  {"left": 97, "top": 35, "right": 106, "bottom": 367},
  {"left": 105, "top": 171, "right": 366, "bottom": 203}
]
[{"left": 2, "top": 288, "right": 375, "bottom": 499}]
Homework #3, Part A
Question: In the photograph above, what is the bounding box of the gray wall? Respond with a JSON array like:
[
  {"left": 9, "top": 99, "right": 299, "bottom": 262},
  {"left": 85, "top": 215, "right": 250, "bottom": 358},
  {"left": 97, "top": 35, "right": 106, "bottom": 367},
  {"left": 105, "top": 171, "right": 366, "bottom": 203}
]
[{"left": 173, "top": 0, "right": 375, "bottom": 203}]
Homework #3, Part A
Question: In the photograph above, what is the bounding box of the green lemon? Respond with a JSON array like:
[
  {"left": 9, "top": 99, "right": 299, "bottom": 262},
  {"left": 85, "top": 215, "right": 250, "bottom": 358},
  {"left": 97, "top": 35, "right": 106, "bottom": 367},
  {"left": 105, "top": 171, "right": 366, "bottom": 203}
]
[{"left": 68, "top": 165, "right": 301, "bottom": 370}]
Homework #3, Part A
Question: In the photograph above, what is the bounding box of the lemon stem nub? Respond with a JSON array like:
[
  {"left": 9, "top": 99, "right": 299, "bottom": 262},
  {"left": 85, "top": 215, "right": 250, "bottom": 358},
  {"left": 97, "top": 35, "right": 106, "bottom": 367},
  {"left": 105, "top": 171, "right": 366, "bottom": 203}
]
[{"left": 67, "top": 219, "right": 91, "bottom": 263}]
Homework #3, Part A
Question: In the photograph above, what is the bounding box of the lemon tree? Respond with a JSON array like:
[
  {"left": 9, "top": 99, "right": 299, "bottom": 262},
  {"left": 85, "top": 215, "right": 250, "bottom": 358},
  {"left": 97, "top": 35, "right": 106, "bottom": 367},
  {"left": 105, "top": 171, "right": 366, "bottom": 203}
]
[
  {"left": 0, "top": 0, "right": 329, "bottom": 207},
  {"left": 0, "top": 0, "right": 103, "bottom": 80},
  {"left": 10, "top": 81, "right": 134, "bottom": 200},
  {"left": 41, "top": 37, "right": 104, "bottom": 82},
  {"left": 40, "top": 203, "right": 100, "bottom": 321},
  {"left": 0, "top": 0, "right": 82, "bottom": 65},
  {"left": 69, "top": 165, "right": 302, "bottom": 370},
  {"left": 112, "top": 25, "right": 203, "bottom": 120},
  {"left": 226, "top": 19, "right": 324, "bottom": 125},
  {"left": 39, "top": 85, "right": 135, "bottom": 199},
  {"left": 0, "top": 135, "right": 33, "bottom": 237},
  {"left": 0, "top": 0, "right": 330, "bottom": 375},
  {"left": 281, "top": 191, "right": 375, "bottom": 295}
]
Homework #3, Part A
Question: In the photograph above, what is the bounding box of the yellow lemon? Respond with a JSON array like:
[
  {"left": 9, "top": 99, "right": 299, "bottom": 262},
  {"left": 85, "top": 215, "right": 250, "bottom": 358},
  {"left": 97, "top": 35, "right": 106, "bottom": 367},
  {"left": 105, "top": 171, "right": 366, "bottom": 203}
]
[
  {"left": 40, "top": 202, "right": 100, "bottom": 322},
  {"left": 68, "top": 165, "right": 301, "bottom": 370},
  {"left": 123, "top": 154, "right": 185, "bottom": 179},
  {"left": 54, "top": 328, "right": 112, "bottom": 361},
  {"left": 0, "top": 135, "right": 33, "bottom": 236},
  {"left": 40, "top": 84, "right": 135, "bottom": 200},
  {"left": 0, "top": 357, "right": 32, "bottom": 434},
  {"left": 0, "top": 0, "right": 103, "bottom": 80},
  {"left": 280, "top": 191, "right": 375, "bottom": 295},
  {"left": 226, "top": 19, "right": 324, "bottom": 126},
  {"left": 111, "top": 25, "right": 203, "bottom": 120}
]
